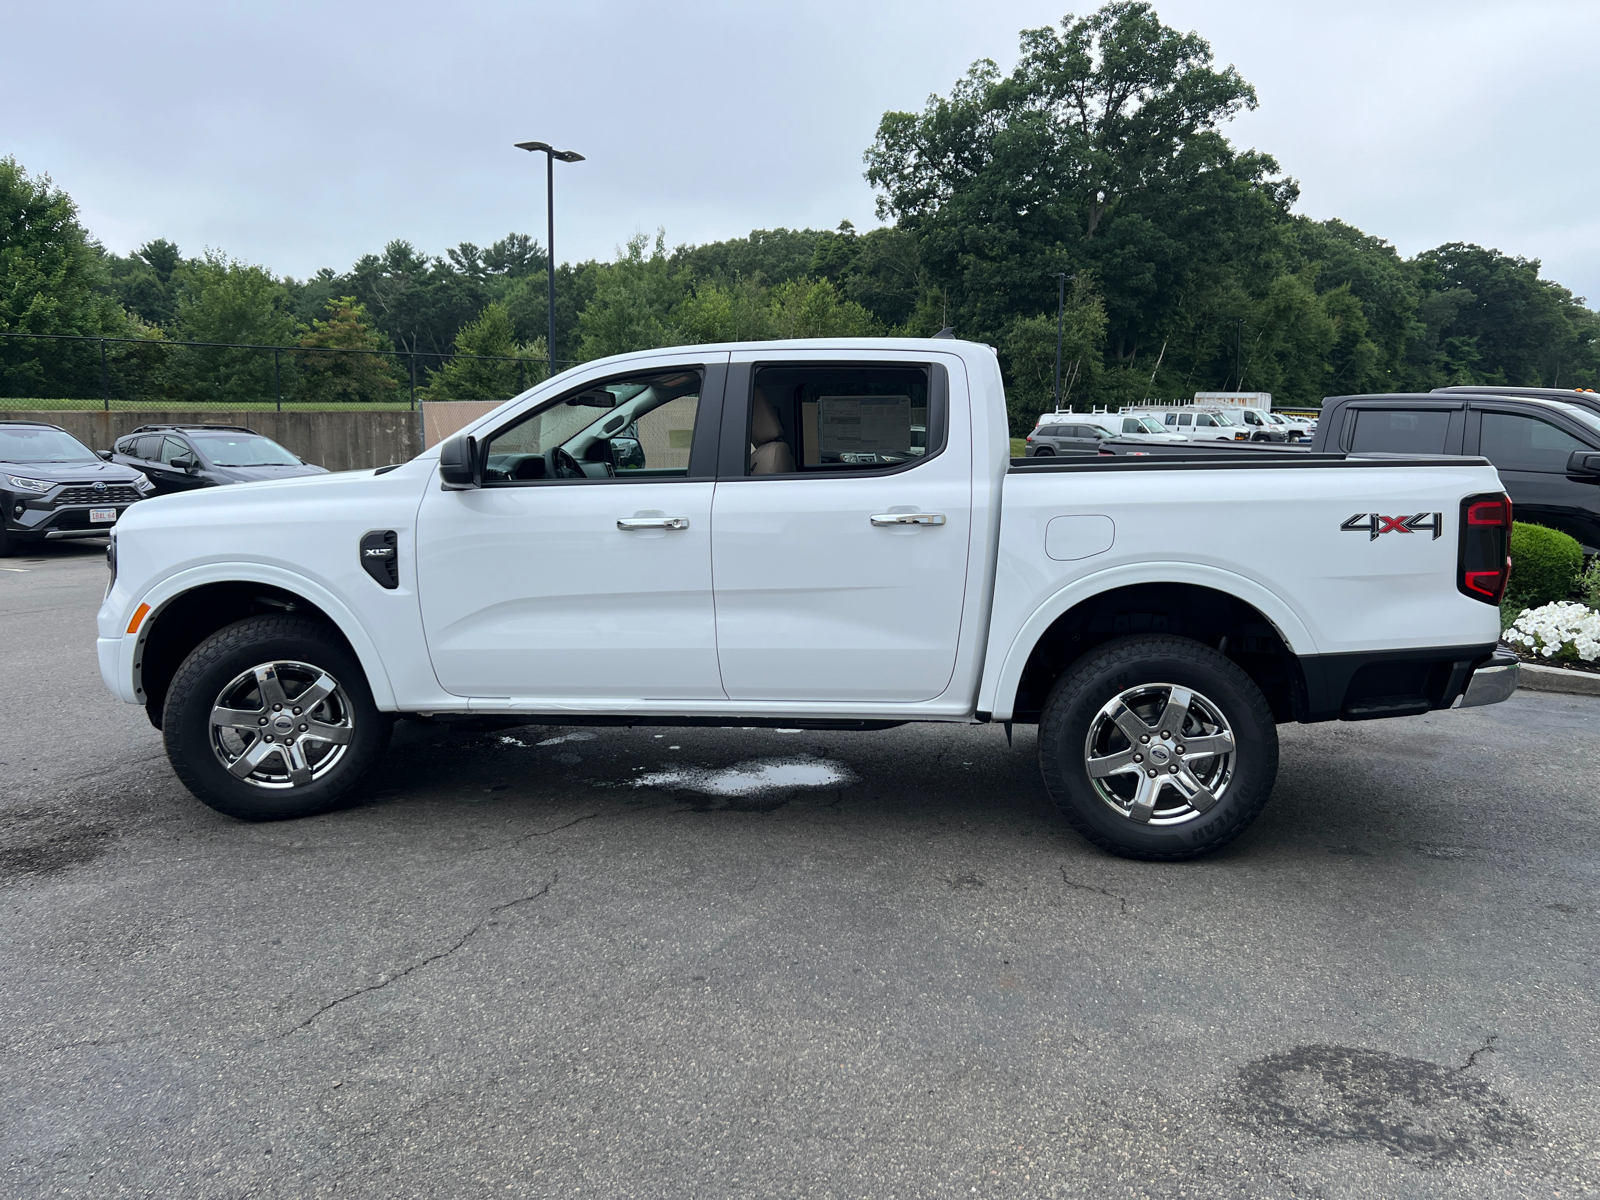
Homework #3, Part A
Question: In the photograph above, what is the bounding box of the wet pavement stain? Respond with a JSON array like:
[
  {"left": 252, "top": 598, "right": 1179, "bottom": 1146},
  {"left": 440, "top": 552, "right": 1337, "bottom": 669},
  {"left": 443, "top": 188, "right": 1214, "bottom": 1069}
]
[
  {"left": 1223, "top": 1043, "right": 1534, "bottom": 1165},
  {"left": 0, "top": 807, "right": 115, "bottom": 883}
]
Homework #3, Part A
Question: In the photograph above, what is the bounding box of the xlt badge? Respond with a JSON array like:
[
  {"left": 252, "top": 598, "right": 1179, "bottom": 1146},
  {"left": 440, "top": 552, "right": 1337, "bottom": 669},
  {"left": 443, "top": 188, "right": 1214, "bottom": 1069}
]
[{"left": 1341, "top": 512, "right": 1443, "bottom": 541}]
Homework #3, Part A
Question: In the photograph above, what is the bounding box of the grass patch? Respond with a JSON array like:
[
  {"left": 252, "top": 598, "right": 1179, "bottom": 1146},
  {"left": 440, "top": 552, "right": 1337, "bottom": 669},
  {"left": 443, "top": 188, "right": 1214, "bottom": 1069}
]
[{"left": 1010, "top": 437, "right": 1027, "bottom": 457}]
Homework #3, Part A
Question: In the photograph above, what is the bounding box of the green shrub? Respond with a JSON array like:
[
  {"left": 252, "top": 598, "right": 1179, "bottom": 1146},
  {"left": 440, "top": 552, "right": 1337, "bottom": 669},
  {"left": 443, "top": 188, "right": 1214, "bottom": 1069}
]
[
  {"left": 1582, "top": 557, "right": 1600, "bottom": 609},
  {"left": 1508, "top": 522, "right": 1583, "bottom": 607}
]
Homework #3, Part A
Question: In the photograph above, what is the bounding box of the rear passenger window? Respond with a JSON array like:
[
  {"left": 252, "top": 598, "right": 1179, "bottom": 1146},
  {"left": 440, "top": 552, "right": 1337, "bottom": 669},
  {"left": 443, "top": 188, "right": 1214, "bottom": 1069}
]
[
  {"left": 747, "top": 364, "right": 938, "bottom": 475},
  {"left": 1479, "top": 412, "right": 1586, "bottom": 471},
  {"left": 1350, "top": 409, "right": 1451, "bottom": 454}
]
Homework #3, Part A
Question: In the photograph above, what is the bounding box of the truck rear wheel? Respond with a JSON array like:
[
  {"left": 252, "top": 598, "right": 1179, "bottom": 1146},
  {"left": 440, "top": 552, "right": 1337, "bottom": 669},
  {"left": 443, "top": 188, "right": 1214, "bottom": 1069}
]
[
  {"left": 1037, "top": 636, "right": 1278, "bottom": 860},
  {"left": 162, "top": 615, "right": 391, "bottom": 821}
]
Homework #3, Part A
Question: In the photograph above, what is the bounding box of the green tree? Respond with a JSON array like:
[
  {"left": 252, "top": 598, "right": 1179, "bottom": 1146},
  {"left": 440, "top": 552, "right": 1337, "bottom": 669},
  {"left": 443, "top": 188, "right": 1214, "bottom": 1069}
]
[
  {"left": 863, "top": 2, "right": 1290, "bottom": 406},
  {"left": 999, "top": 276, "right": 1108, "bottom": 430},
  {"left": 576, "top": 232, "right": 694, "bottom": 359},
  {"left": 297, "top": 296, "right": 401, "bottom": 404},
  {"left": 419, "top": 302, "right": 544, "bottom": 401},
  {"left": 0, "top": 157, "right": 125, "bottom": 398},
  {"left": 167, "top": 250, "right": 300, "bottom": 404}
]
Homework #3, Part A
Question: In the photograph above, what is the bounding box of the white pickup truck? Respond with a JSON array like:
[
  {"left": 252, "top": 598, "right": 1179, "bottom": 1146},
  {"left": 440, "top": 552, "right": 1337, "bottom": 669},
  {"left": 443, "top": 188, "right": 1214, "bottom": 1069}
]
[{"left": 97, "top": 338, "right": 1519, "bottom": 859}]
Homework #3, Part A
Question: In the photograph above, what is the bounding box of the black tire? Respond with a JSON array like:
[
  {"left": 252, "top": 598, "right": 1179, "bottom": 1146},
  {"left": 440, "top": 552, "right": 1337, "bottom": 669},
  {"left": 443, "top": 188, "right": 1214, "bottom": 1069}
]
[
  {"left": 1038, "top": 635, "right": 1278, "bottom": 860},
  {"left": 1034, "top": 447, "right": 1055, "bottom": 456},
  {"left": 162, "top": 615, "right": 392, "bottom": 821}
]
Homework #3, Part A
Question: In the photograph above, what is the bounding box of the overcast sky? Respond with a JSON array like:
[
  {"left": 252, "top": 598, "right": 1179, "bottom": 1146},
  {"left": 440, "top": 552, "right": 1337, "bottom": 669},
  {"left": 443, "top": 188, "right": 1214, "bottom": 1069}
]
[{"left": 7, "top": 0, "right": 1599, "bottom": 302}]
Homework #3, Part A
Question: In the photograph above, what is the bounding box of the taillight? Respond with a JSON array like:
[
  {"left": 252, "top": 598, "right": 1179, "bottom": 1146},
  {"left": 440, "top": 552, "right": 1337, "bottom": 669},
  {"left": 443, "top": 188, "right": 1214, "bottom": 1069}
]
[
  {"left": 1457, "top": 492, "right": 1512, "bottom": 604},
  {"left": 1026, "top": 434, "right": 1035, "bottom": 442}
]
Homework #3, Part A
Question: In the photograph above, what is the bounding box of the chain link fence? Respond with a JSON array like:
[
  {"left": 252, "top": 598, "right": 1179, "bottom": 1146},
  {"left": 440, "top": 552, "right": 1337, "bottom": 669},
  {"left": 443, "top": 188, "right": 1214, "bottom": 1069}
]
[{"left": 0, "top": 331, "right": 575, "bottom": 413}]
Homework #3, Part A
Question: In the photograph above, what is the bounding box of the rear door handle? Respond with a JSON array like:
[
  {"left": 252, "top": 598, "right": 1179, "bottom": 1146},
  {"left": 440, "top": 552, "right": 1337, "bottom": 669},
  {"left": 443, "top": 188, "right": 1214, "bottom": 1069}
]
[
  {"left": 617, "top": 516, "right": 690, "bottom": 530},
  {"left": 870, "top": 512, "right": 945, "bottom": 527}
]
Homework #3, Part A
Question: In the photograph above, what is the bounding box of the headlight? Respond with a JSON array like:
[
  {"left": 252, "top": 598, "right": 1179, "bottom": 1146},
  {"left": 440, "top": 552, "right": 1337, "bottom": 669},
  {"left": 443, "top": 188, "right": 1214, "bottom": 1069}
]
[
  {"left": 131, "top": 474, "right": 154, "bottom": 494},
  {"left": 5, "top": 474, "right": 53, "bottom": 493}
]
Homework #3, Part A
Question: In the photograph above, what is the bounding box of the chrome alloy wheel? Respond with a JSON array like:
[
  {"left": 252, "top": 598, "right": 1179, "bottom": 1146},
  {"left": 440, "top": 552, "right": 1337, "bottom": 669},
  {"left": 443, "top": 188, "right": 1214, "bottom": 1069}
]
[
  {"left": 1083, "top": 683, "right": 1237, "bottom": 825},
  {"left": 209, "top": 661, "right": 355, "bottom": 789}
]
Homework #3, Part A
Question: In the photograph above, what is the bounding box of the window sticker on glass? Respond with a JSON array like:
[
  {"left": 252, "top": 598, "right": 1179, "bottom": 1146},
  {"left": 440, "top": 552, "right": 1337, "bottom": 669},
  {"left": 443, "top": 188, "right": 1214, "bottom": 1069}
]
[{"left": 817, "top": 395, "right": 912, "bottom": 464}]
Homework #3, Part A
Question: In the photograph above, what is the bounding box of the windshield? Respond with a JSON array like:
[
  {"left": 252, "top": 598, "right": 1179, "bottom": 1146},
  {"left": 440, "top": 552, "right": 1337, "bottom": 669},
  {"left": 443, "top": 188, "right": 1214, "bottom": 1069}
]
[
  {"left": 0, "top": 426, "right": 98, "bottom": 463},
  {"left": 1209, "top": 411, "right": 1237, "bottom": 426},
  {"left": 1137, "top": 417, "right": 1167, "bottom": 434},
  {"left": 1265, "top": 412, "right": 1286, "bottom": 424},
  {"left": 190, "top": 432, "right": 302, "bottom": 466}
]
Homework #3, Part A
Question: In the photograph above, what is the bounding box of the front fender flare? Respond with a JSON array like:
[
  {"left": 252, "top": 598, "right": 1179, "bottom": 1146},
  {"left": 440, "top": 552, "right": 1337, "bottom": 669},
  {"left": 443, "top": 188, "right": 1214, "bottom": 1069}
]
[
  {"left": 118, "top": 562, "right": 397, "bottom": 711},
  {"left": 981, "top": 561, "right": 1318, "bottom": 721}
]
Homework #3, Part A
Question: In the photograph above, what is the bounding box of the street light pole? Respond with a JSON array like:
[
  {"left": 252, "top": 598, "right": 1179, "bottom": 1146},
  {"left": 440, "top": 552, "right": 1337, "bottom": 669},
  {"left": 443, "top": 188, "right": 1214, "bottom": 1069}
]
[
  {"left": 1052, "top": 273, "right": 1069, "bottom": 411},
  {"left": 515, "top": 140, "right": 586, "bottom": 380}
]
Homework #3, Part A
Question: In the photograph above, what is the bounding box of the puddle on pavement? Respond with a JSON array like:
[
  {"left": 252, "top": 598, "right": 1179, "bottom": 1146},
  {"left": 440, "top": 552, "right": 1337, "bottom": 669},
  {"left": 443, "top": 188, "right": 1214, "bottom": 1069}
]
[{"left": 632, "top": 758, "right": 853, "bottom": 797}]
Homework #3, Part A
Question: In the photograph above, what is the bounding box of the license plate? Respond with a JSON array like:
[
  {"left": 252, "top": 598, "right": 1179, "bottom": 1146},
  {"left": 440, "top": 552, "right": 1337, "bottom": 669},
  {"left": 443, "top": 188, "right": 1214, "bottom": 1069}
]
[{"left": 89, "top": 507, "right": 117, "bottom": 524}]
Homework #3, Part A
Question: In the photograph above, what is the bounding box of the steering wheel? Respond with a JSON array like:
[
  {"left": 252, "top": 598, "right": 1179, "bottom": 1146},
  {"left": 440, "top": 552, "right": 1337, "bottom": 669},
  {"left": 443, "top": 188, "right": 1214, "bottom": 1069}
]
[{"left": 549, "top": 447, "right": 586, "bottom": 479}]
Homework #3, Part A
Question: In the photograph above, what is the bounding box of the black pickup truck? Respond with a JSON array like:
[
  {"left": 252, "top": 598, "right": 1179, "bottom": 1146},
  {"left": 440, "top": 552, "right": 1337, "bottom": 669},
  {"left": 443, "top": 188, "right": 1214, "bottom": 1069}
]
[{"left": 1308, "top": 391, "right": 1600, "bottom": 552}]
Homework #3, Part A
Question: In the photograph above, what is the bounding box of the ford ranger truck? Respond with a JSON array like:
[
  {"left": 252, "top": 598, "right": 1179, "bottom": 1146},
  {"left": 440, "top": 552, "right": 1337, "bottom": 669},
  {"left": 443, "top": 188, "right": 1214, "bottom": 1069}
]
[{"left": 97, "top": 339, "right": 1519, "bottom": 860}]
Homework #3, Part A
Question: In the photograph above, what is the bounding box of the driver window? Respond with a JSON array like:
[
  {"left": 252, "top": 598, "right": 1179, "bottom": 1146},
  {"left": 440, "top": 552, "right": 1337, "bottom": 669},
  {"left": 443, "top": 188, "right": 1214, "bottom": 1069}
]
[
  {"left": 481, "top": 369, "right": 703, "bottom": 484},
  {"left": 158, "top": 436, "right": 191, "bottom": 465}
]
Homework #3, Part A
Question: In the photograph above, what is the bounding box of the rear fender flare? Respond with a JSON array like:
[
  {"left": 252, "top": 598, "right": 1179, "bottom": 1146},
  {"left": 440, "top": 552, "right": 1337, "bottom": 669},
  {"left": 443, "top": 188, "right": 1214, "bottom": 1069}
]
[{"left": 982, "top": 562, "right": 1317, "bottom": 721}]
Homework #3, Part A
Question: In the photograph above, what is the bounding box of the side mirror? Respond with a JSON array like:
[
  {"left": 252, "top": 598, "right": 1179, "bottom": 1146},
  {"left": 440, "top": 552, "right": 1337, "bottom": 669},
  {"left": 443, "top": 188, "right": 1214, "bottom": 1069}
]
[
  {"left": 438, "top": 434, "right": 480, "bottom": 489},
  {"left": 1567, "top": 449, "right": 1600, "bottom": 477},
  {"left": 172, "top": 456, "right": 198, "bottom": 471},
  {"left": 97, "top": 449, "right": 113, "bottom": 461},
  {"left": 610, "top": 436, "right": 644, "bottom": 470}
]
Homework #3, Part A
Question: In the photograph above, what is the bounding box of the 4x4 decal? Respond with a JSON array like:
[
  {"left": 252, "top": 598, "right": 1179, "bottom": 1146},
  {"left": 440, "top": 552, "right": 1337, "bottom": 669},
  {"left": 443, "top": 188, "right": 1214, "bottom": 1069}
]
[{"left": 1340, "top": 512, "right": 1443, "bottom": 541}]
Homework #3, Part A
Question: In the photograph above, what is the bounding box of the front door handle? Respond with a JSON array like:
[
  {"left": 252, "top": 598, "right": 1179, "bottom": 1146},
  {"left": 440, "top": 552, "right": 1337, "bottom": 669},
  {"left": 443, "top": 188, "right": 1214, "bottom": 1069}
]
[
  {"left": 870, "top": 512, "right": 945, "bottom": 527},
  {"left": 617, "top": 516, "right": 690, "bottom": 531}
]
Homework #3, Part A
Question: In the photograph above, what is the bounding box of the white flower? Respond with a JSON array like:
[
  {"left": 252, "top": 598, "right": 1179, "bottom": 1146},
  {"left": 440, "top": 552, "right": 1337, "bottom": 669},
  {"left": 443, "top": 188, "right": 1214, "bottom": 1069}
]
[{"left": 1506, "top": 600, "right": 1600, "bottom": 663}]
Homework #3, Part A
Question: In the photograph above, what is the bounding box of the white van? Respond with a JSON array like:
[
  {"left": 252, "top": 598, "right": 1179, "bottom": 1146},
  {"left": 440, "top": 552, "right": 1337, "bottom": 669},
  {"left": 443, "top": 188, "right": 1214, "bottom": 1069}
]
[{"left": 1135, "top": 406, "right": 1248, "bottom": 442}]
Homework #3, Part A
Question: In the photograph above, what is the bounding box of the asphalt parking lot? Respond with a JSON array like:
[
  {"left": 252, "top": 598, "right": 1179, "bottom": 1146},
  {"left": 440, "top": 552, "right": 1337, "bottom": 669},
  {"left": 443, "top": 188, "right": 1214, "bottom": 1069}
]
[{"left": 3, "top": 540, "right": 1598, "bottom": 1199}]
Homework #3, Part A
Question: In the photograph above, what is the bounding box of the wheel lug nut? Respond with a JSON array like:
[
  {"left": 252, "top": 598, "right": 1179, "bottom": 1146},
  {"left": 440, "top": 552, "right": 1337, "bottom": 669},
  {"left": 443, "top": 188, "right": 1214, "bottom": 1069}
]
[
  {"left": 1147, "top": 769, "right": 1157, "bottom": 778},
  {"left": 1160, "top": 730, "right": 1169, "bottom": 738},
  {"left": 1133, "top": 754, "right": 1142, "bottom": 763},
  {"left": 1168, "top": 765, "right": 1178, "bottom": 773},
  {"left": 1140, "top": 735, "right": 1150, "bottom": 744},
  {"left": 258, "top": 717, "right": 267, "bottom": 726},
  {"left": 293, "top": 707, "right": 301, "bottom": 715},
  {"left": 273, "top": 704, "right": 282, "bottom": 712},
  {"left": 299, "top": 723, "right": 308, "bottom": 731},
  {"left": 263, "top": 735, "right": 273, "bottom": 743},
  {"left": 1176, "top": 745, "right": 1185, "bottom": 754}
]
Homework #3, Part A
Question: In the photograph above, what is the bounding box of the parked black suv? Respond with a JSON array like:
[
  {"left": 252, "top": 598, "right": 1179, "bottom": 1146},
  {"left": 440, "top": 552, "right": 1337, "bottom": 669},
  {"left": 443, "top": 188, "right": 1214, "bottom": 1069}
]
[
  {"left": 1311, "top": 392, "right": 1600, "bottom": 551},
  {"left": 0, "top": 421, "right": 153, "bottom": 556},
  {"left": 105, "top": 424, "right": 328, "bottom": 496}
]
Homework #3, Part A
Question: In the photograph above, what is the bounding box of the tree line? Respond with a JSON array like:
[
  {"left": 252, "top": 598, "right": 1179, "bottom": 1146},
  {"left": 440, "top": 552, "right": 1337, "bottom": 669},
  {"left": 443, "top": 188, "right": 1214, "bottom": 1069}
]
[{"left": 4, "top": 1, "right": 1598, "bottom": 430}]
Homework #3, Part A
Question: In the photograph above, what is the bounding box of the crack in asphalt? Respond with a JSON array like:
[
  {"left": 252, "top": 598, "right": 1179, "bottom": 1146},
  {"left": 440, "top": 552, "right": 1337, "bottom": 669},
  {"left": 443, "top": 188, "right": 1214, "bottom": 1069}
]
[
  {"left": 1460, "top": 1034, "right": 1498, "bottom": 1072},
  {"left": 471, "top": 812, "right": 600, "bottom": 854},
  {"left": 285, "top": 875, "right": 557, "bottom": 1035},
  {"left": 1060, "top": 869, "right": 1129, "bottom": 914}
]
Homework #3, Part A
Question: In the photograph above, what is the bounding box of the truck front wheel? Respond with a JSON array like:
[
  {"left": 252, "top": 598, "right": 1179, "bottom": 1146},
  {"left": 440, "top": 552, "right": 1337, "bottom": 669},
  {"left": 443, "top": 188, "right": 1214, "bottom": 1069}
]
[
  {"left": 162, "top": 615, "right": 392, "bottom": 821},
  {"left": 1037, "top": 636, "right": 1278, "bottom": 860}
]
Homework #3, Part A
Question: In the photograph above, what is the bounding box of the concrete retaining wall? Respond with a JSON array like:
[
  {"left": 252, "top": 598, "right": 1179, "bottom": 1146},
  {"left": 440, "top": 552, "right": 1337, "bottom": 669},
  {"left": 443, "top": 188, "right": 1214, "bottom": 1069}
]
[
  {"left": 421, "top": 401, "right": 502, "bottom": 449},
  {"left": 10, "top": 410, "right": 422, "bottom": 473}
]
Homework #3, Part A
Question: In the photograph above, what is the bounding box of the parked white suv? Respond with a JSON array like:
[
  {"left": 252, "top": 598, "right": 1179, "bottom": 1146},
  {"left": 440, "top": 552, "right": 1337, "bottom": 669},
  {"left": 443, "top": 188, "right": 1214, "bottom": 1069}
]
[{"left": 99, "top": 338, "right": 1518, "bottom": 860}]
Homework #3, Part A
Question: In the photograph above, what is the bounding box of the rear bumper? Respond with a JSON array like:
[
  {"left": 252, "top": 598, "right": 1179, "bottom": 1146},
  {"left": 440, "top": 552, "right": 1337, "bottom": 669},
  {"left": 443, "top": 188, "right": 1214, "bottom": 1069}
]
[{"left": 1457, "top": 648, "right": 1520, "bottom": 708}]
